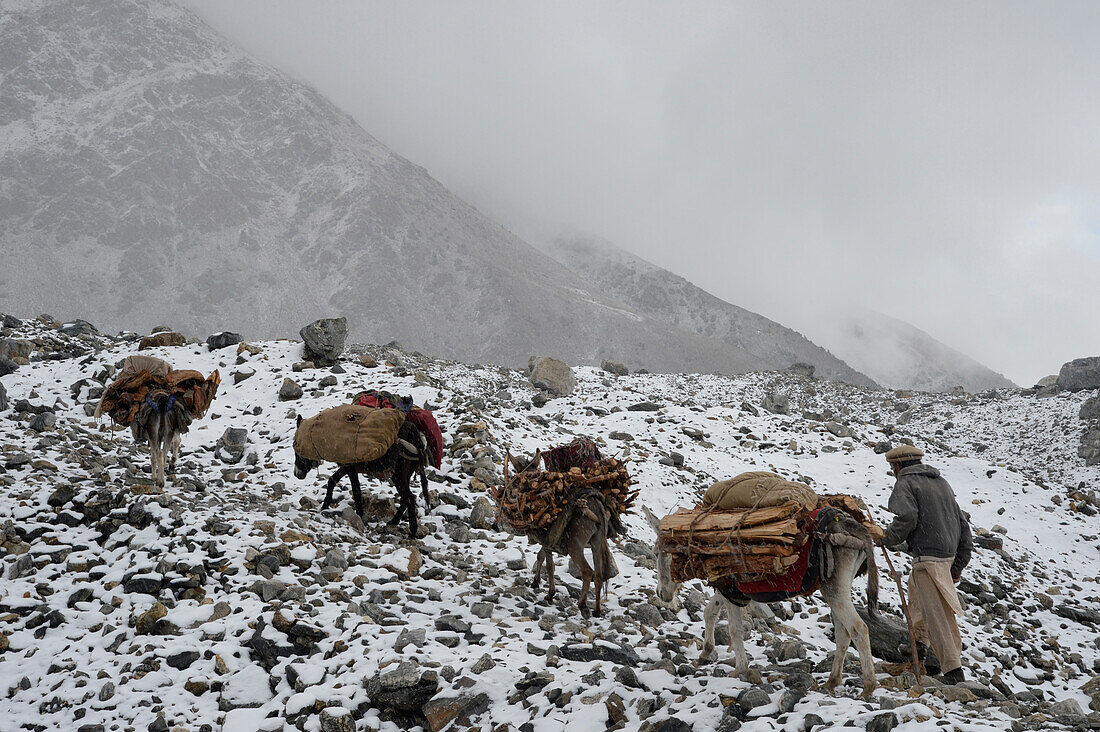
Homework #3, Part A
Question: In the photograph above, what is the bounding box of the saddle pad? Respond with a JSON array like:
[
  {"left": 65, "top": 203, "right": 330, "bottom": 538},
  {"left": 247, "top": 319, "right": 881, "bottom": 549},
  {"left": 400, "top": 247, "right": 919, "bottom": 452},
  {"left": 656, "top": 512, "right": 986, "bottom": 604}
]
[{"left": 294, "top": 405, "right": 405, "bottom": 464}]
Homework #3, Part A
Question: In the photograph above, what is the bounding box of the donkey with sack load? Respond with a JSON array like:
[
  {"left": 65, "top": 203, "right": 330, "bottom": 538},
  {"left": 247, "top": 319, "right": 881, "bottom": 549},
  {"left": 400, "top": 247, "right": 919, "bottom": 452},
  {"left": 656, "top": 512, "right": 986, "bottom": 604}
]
[
  {"left": 293, "top": 405, "right": 431, "bottom": 538},
  {"left": 96, "top": 355, "right": 220, "bottom": 488},
  {"left": 649, "top": 472, "right": 881, "bottom": 698}
]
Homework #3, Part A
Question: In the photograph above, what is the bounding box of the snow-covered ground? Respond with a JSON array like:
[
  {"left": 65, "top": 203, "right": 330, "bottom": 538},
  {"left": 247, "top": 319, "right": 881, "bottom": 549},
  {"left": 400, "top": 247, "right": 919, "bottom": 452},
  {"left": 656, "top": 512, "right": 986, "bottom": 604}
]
[{"left": 1, "top": 317, "right": 1098, "bottom": 732}]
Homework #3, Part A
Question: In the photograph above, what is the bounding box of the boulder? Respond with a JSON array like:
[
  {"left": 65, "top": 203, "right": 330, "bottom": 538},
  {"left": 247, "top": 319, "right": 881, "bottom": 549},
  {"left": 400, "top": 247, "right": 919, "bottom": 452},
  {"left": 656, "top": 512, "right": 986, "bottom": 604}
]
[
  {"left": 278, "top": 378, "right": 303, "bottom": 401},
  {"left": 0, "top": 382, "right": 7, "bottom": 411},
  {"left": 1058, "top": 357, "right": 1100, "bottom": 392},
  {"left": 138, "top": 332, "right": 186, "bottom": 350},
  {"left": 59, "top": 320, "right": 98, "bottom": 336},
  {"left": 216, "top": 428, "right": 248, "bottom": 464},
  {"left": 0, "top": 338, "right": 31, "bottom": 363},
  {"left": 423, "top": 693, "right": 491, "bottom": 731},
  {"left": 762, "top": 392, "right": 790, "bottom": 415},
  {"left": 29, "top": 412, "right": 56, "bottom": 433},
  {"left": 0, "top": 357, "right": 17, "bottom": 376},
  {"left": 601, "top": 360, "right": 629, "bottom": 376},
  {"left": 528, "top": 357, "right": 575, "bottom": 396},
  {"left": 365, "top": 660, "right": 438, "bottom": 714},
  {"left": 1080, "top": 397, "right": 1100, "bottom": 421},
  {"left": 469, "top": 496, "right": 496, "bottom": 530},
  {"left": 1080, "top": 428, "right": 1100, "bottom": 467},
  {"left": 207, "top": 332, "right": 242, "bottom": 350},
  {"left": 300, "top": 317, "right": 347, "bottom": 365},
  {"left": 786, "top": 362, "right": 816, "bottom": 378}
]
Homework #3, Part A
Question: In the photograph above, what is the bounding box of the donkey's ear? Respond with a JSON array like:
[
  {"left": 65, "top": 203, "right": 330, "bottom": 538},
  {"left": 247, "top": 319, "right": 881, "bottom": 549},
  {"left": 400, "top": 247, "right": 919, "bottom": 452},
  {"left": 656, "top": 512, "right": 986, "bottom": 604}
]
[
  {"left": 296, "top": 414, "right": 303, "bottom": 427},
  {"left": 642, "top": 505, "right": 661, "bottom": 533}
]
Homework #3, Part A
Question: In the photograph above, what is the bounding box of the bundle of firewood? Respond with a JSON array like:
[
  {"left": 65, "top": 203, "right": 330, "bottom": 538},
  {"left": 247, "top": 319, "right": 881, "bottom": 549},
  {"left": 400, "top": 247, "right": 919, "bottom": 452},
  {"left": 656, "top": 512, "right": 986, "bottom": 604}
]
[
  {"left": 657, "top": 492, "right": 883, "bottom": 584},
  {"left": 490, "top": 458, "right": 638, "bottom": 532},
  {"left": 658, "top": 501, "right": 810, "bottom": 583}
]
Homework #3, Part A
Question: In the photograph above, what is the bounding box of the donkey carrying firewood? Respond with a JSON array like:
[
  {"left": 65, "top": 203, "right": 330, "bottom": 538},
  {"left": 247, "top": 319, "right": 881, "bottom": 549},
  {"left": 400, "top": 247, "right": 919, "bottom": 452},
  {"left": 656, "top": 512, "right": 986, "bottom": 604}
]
[
  {"left": 509, "top": 453, "right": 618, "bottom": 618},
  {"left": 293, "top": 409, "right": 431, "bottom": 539},
  {"left": 646, "top": 506, "right": 881, "bottom": 698}
]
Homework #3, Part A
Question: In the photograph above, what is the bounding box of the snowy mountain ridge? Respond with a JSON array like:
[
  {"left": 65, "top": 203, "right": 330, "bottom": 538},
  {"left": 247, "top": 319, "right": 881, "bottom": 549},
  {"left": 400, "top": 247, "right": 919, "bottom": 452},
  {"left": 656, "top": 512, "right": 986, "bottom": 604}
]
[{"left": 1, "top": 313, "right": 1098, "bottom": 732}]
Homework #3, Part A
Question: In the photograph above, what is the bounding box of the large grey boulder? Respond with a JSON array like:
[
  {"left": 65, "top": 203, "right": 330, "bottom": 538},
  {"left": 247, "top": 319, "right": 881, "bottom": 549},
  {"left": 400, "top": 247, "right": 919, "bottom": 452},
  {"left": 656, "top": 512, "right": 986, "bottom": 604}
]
[
  {"left": 601, "top": 360, "right": 628, "bottom": 376},
  {"left": 0, "top": 338, "right": 31, "bottom": 364},
  {"left": 1080, "top": 396, "right": 1100, "bottom": 421},
  {"left": 528, "top": 356, "right": 575, "bottom": 396},
  {"left": 762, "top": 392, "right": 790, "bottom": 415},
  {"left": 1080, "top": 428, "right": 1100, "bottom": 467},
  {"left": 300, "top": 317, "right": 347, "bottom": 365},
  {"left": 207, "top": 332, "right": 242, "bottom": 350},
  {"left": 1058, "top": 357, "right": 1100, "bottom": 392}
]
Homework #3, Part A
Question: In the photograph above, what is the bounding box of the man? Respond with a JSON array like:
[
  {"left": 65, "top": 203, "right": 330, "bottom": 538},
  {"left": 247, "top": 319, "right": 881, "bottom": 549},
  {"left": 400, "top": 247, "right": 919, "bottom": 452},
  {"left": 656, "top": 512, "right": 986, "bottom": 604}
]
[{"left": 882, "top": 444, "right": 972, "bottom": 685}]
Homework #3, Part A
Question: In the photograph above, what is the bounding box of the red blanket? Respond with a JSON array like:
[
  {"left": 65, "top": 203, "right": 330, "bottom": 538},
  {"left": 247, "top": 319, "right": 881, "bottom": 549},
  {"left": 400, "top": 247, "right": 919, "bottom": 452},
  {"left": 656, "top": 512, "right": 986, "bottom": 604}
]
[
  {"left": 407, "top": 408, "right": 443, "bottom": 469},
  {"left": 734, "top": 509, "right": 822, "bottom": 596}
]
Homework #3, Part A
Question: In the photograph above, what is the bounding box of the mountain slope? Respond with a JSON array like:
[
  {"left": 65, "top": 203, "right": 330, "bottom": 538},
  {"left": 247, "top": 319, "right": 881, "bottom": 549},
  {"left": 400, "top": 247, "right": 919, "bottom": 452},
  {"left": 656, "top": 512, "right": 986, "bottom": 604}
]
[
  {"left": 541, "top": 234, "right": 877, "bottom": 387},
  {"left": 0, "top": 0, "right": 776, "bottom": 376},
  {"left": 798, "top": 308, "right": 1018, "bottom": 392}
]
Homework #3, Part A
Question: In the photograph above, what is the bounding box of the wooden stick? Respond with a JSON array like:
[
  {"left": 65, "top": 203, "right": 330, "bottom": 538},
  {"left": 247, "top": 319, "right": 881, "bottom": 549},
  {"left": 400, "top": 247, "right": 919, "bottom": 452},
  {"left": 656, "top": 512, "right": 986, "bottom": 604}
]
[{"left": 879, "top": 545, "right": 923, "bottom": 691}]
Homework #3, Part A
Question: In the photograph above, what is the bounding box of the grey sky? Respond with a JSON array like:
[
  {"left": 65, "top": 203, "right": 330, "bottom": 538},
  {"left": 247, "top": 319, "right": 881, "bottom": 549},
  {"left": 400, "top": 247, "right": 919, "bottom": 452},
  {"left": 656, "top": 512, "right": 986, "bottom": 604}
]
[{"left": 183, "top": 0, "right": 1100, "bottom": 385}]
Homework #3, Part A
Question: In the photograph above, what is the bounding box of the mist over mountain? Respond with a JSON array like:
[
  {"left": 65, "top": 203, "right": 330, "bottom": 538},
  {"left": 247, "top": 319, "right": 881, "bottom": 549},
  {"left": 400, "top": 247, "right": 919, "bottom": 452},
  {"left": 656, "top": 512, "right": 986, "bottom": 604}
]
[
  {"left": 541, "top": 234, "right": 1014, "bottom": 393},
  {"left": 794, "top": 307, "right": 1017, "bottom": 392},
  {"left": 540, "top": 234, "right": 876, "bottom": 387},
  {"left": 0, "top": 0, "right": 777, "bottom": 376}
]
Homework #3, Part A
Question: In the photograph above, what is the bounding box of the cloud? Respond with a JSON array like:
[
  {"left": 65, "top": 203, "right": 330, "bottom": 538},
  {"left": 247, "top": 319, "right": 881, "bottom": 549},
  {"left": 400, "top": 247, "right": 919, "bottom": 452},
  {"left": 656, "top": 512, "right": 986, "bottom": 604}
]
[{"left": 182, "top": 0, "right": 1100, "bottom": 384}]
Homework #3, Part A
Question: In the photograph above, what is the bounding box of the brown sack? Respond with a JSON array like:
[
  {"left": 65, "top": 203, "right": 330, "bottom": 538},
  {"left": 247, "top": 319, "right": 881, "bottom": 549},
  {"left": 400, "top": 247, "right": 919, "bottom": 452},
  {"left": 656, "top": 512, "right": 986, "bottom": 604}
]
[
  {"left": 703, "top": 471, "right": 818, "bottom": 511},
  {"left": 120, "top": 355, "right": 171, "bottom": 378},
  {"left": 293, "top": 405, "right": 405, "bottom": 464}
]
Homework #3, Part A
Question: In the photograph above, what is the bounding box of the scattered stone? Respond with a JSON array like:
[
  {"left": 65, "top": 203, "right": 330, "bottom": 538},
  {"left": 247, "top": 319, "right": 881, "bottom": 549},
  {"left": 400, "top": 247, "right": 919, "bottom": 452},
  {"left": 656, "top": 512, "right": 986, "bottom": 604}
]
[
  {"left": 138, "top": 332, "right": 186, "bottom": 350},
  {"left": 628, "top": 401, "right": 662, "bottom": 412},
  {"left": 207, "top": 332, "right": 242, "bottom": 350},
  {"left": 866, "top": 712, "right": 899, "bottom": 732},
  {"left": 215, "top": 427, "right": 248, "bottom": 464},
  {"left": 469, "top": 496, "right": 496, "bottom": 530},
  {"left": 423, "top": 693, "right": 491, "bottom": 732},
  {"left": 762, "top": 392, "right": 790, "bottom": 415},
  {"left": 28, "top": 412, "right": 56, "bottom": 433},
  {"left": 279, "top": 378, "right": 304, "bottom": 401},
  {"left": 601, "top": 360, "right": 629, "bottom": 376},
  {"left": 787, "top": 362, "right": 815, "bottom": 378}
]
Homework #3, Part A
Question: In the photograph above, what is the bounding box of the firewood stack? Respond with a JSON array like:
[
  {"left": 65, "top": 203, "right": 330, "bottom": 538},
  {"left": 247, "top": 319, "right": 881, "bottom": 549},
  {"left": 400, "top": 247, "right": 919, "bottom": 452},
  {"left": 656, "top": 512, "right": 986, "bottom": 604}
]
[
  {"left": 658, "top": 501, "right": 812, "bottom": 583},
  {"left": 657, "top": 471, "right": 883, "bottom": 584},
  {"left": 490, "top": 458, "right": 638, "bottom": 532}
]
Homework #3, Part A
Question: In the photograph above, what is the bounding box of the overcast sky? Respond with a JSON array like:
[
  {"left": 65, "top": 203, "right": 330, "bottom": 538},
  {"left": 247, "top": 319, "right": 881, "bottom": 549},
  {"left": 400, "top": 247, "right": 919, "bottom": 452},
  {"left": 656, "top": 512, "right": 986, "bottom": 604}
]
[{"left": 183, "top": 0, "right": 1100, "bottom": 385}]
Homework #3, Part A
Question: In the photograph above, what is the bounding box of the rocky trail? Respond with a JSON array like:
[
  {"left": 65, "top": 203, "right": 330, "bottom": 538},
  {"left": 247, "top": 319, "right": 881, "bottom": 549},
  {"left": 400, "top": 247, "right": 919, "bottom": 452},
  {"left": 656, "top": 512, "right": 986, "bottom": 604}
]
[{"left": 1, "top": 314, "right": 1099, "bottom": 732}]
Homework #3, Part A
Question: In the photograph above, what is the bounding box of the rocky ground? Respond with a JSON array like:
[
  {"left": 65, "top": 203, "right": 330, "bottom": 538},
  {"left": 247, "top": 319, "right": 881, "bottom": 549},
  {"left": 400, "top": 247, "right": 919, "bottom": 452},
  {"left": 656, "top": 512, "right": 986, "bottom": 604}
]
[{"left": 1, "top": 314, "right": 1099, "bottom": 732}]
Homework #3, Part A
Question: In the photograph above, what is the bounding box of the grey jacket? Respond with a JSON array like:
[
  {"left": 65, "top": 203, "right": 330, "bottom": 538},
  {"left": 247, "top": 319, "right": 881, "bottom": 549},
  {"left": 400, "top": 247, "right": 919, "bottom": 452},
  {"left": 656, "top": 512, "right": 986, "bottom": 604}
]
[{"left": 883, "top": 464, "right": 973, "bottom": 575}]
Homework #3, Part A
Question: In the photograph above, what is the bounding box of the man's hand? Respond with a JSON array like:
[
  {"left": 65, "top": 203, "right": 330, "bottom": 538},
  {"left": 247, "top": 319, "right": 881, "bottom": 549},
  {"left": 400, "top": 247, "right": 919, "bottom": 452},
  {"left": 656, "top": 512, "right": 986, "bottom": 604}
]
[{"left": 951, "top": 568, "right": 962, "bottom": 584}]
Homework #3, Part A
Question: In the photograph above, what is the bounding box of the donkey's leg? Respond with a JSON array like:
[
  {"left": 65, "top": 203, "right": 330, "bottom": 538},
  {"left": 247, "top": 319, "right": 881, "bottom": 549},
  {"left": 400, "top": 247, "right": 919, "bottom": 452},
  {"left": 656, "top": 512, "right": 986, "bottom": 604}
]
[
  {"left": 322, "top": 466, "right": 347, "bottom": 509},
  {"left": 566, "top": 539, "right": 595, "bottom": 618},
  {"left": 418, "top": 458, "right": 431, "bottom": 513},
  {"left": 393, "top": 462, "right": 417, "bottom": 538},
  {"left": 726, "top": 601, "right": 749, "bottom": 677},
  {"left": 822, "top": 588, "right": 855, "bottom": 694},
  {"left": 167, "top": 432, "right": 181, "bottom": 475},
  {"left": 701, "top": 594, "right": 721, "bottom": 660},
  {"left": 348, "top": 470, "right": 365, "bottom": 519},
  {"left": 531, "top": 545, "right": 546, "bottom": 591}
]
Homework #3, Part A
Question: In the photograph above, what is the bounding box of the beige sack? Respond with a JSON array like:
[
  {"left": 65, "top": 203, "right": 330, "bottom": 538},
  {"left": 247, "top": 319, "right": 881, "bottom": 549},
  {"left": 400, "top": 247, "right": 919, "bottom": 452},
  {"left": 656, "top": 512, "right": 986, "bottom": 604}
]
[
  {"left": 120, "top": 355, "right": 171, "bottom": 378},
  {"left": 293, "top": 405, "right": 405, "bottom": 464},
  {"left": 703, "top": 471, "right": 818, "bottom": 511}
]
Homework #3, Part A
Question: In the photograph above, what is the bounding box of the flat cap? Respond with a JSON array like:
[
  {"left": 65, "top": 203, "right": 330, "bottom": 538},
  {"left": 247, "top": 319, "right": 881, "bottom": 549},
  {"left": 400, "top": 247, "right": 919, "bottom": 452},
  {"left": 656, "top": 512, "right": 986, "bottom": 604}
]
[{"left": 884, "top": 444, "right": 924, "bottom": 463}]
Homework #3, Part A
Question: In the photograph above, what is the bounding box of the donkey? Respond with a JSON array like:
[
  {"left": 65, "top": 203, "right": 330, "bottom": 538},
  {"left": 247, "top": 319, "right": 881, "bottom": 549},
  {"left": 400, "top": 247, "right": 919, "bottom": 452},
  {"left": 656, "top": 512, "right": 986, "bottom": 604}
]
[
  {"left": 509, "top": 453, "right": 617, "bottom": 618},
  {"left": 646, "top": 507, "right": 880, "bottom": 698},
  {"left": 293, "top": 417, "right": 431, "bottom": 539},
  {"left": 131, "top": 390, "right": 191, "bottom": 488}
]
